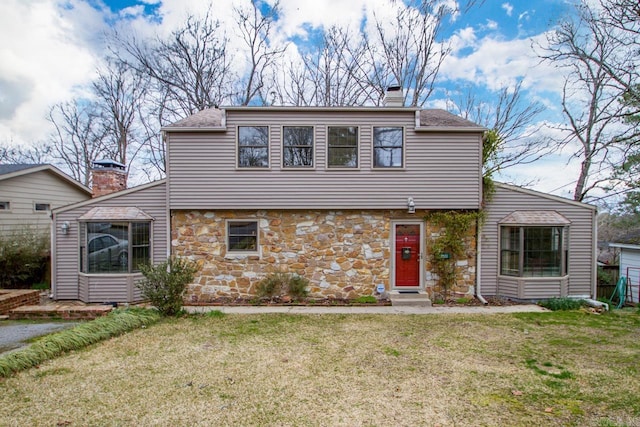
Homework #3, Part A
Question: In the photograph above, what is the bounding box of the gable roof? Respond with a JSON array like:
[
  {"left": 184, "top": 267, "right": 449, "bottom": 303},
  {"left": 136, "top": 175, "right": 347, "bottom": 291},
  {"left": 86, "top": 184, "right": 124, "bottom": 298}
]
[{"left": 0, "top": 163, "right": 91, "bottom": 195}]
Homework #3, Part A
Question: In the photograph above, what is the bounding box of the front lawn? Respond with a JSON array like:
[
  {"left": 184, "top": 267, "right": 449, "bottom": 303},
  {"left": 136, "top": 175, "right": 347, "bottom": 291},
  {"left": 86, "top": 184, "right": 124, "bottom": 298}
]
[{"left": 1, "top": 310, "right": 639, "bottom": 426}]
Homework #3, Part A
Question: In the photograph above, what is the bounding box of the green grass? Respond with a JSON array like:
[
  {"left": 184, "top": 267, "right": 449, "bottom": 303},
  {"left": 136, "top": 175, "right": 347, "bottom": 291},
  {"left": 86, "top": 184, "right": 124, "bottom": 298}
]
[
  {"left": 0, "top": 310, "right": 638, "bottom": 426},
  {"left": 353, "top": 295, "right": 377, "bottom": 304}
]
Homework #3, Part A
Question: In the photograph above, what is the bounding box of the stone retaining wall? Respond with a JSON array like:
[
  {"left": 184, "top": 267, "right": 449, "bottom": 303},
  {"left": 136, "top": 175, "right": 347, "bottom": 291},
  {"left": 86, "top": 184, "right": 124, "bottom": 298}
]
[{"left": 172, "top": 209, "right": 477, "bottom": 302}]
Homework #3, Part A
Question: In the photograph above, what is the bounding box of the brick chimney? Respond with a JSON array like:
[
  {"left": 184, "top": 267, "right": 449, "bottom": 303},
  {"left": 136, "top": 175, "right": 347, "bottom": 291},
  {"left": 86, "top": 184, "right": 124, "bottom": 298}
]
[
  {"left": 91, "top": 159, "right": 127, "bottom": 198},
  {"left": 383, "top": 86, "right": 404, "bottom": 107}
]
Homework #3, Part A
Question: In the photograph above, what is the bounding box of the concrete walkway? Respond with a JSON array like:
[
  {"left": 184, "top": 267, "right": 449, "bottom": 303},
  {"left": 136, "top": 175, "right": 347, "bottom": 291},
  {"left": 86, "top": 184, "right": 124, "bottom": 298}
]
[{"left": 185, "top": 304, "right": 549, "bottom": 315}]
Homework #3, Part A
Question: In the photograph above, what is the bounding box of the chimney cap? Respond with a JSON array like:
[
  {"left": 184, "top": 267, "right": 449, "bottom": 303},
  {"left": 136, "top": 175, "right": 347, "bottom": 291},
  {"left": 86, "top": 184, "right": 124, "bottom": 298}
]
[
  {"left": 387, "top": 85, "right": 402, "bottom": 92},
  {"left": 92, "top": 159, "right": 126, "bottom": 171}
]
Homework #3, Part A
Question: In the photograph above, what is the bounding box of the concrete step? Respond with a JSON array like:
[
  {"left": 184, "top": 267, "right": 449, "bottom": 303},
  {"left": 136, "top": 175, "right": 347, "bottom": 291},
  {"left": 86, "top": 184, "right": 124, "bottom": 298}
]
[{"left": 389, "top": 291, "right": 432, "bottom": 307}]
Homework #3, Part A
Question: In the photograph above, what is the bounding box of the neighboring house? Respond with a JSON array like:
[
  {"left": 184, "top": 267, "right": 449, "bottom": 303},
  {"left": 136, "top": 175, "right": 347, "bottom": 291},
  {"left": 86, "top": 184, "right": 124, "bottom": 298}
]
[
  {"left": 0, "top": 164, "right": 91, "bottom": 235},
  {"left": 607, "top": 243, "right": 640, "bottom": 303},
  {"left": 51, "top": 94, "right": 598, "bottom": 303}
]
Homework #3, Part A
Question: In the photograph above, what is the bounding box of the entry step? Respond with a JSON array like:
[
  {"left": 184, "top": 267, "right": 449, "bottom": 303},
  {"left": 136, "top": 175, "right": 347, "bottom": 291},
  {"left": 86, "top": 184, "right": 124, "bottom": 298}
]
[{"left": 388, "top": 291, "right": 432, "bottom": 307}]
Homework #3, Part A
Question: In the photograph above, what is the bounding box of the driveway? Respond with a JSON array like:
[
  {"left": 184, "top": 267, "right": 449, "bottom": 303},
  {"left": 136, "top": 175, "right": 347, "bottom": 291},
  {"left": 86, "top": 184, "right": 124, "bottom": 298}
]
[{"left": 0, "top": 321, "right": 78, "bottom": 354}]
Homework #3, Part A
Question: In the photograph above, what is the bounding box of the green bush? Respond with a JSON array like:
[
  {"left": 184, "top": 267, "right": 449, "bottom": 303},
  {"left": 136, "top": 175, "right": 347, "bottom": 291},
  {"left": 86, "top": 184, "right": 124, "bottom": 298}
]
[
  {"left": 0, "top": 228, "right": 49, "bottom": 288},
  {"left": 0, "top": 308, "right": 160, "bottom": 377},
  {"left": 256, "top": 272, "right": 309, "bottom": 301},
  {"left": 137, "top": 257, "right": 200, "bottom": 316},
  {"left": 538, "top": 297, "right": 586, "bottom": 311}
]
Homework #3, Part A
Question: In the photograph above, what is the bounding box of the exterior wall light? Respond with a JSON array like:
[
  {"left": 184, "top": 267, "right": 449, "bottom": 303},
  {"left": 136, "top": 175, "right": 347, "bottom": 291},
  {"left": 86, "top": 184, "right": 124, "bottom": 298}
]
[
  {"left": 61, "top": 221, "right": 70, "bottom": 235},
  {"left": 407, "top": 197, "right": 416, "bottom": 214}
]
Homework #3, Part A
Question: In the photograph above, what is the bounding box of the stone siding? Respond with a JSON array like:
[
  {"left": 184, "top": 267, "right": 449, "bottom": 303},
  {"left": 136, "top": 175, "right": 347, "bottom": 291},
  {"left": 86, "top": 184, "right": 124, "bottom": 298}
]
[{"left": 171, "top": 209, "right": 477, "bottom": 302}]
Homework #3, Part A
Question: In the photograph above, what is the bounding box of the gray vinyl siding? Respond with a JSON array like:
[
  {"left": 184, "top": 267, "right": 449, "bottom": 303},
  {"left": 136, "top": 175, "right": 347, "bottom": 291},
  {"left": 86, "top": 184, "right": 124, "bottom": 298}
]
[
  {"left": 619, "top": 249, "right": 640, "bottom": 303},
  {"left": 0, "top": 170, "right": 90, "bottom": 234},
  {"left": 480, "top": 184, "right": 596, "bottom": 299},
  {"left": 167, "top": 110, "right": 483, "bottom": 210},
  {"left": 53, "top": 181, "right": 167, "bottom": 302}
]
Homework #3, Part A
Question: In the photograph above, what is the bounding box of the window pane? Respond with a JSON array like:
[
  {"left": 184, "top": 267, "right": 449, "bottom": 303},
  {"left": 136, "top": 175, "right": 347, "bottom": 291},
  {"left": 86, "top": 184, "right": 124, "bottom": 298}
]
[
  {"left": 328, "top": 126, "right": 358, "bottom": 167},
  {"left": 283, "top": 126, "right": 313, "bottom": 167},
  {"left": 86, "top": 222, "right": 129, "bottom": 273},
  {"left": 373, "top": 127, "right": 403, "bottom": 167},
  {"left": 523, "top": 227, "right": 562, "bottom": 277},
  {"left": 228, "top": 221, "right": 258, "bottom": 252},
  {"left": 131, "top": 222, "right": 150, "bottom": 272},
  {"left": 500, "top": 227, "right": 520, "bottom": 276},
  {"left": 238, "top": 126, "right": 269, "bottom": 167}
]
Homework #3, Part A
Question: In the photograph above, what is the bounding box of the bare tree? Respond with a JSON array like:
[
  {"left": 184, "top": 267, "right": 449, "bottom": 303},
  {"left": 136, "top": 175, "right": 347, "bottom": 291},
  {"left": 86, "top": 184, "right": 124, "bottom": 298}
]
[
  {"left": 277, "top": 26, "right": 376, "bottom": 106},
  {"left": 366, "top": 1, "right": 451, "bottom": 106},
  {"left": 233, "top": 0, "right": 286, "bottom": 106},
  {"left": 48, "top": 101, "right": 109, "bottom": 186},
  {"left": 538, "top": 0, "right": 639, "bottom": 202},
  {"left": 113, "top": 10, "right": 233, "bottom": 121},
  {"left": 446, "top": 81, "right": 549, "bottom": 179},
  {"left": 0, "top": 140, "right": 52, "bottom": 164}
]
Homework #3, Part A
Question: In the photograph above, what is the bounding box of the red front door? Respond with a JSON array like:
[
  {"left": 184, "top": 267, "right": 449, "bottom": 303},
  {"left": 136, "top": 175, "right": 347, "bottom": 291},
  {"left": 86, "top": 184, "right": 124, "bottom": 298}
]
[{"left": 395, "top": 224, "right": 421, "bottom": 287}]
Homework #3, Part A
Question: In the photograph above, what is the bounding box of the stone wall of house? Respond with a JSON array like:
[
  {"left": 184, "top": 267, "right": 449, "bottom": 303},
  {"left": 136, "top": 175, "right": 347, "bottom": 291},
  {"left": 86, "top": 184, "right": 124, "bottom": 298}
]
[{"left": 171, "top": 209, "right": 477, "bottom": 302}]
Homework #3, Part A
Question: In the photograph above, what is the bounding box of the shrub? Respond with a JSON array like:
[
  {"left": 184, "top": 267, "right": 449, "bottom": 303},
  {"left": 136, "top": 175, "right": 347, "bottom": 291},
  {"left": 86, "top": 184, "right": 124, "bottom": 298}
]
[
  {"left": 0, "top": 228, "right": 49, "bottom": 288},
  {"left": 538, "top": 297, "right": 586, "bottom": 311},
  {"left": 256, "top": 272, "right": 309, "bottom": 301},
  {"left": 137, "top": 257, "right": 200, "bottom": 316}
]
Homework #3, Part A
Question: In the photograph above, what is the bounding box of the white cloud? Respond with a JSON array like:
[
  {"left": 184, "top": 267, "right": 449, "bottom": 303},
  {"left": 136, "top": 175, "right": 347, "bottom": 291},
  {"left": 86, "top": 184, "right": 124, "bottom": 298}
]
[
  {"left": 485, "top": 19, "right": 499, "bottom": 30},
  {"left": 501, "top": 3, "right": 513, "bottom": 17},
  {"left": 0, "top": 0, "right": 106, "bottom": 145}
]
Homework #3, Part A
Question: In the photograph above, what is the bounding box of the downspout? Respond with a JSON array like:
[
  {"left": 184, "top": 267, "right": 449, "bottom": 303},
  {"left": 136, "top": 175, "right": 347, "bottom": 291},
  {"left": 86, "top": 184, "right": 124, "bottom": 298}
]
[
  {"left": 475, "top": 217, "right": 488, "bottom": 305},
  {"left": 50, "top": 212, "right": 56, "bottom": 300},
  {"left": 591, "top": 207, "right": 598, "bottom": 300}
]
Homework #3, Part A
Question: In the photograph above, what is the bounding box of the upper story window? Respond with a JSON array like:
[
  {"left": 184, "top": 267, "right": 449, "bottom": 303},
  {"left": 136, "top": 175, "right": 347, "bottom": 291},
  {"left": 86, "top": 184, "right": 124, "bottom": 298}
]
[
  {"left": 500, "top": 226, "right": 566, "bottom": 277},
  {"left": 34, "top": 203, "right": 50, "bottom": 212},
  {"left": 373, "top": 127, "right": 403, "bottom": 168},
  {"left": 0, "top": 201, "right": 9, "bottom": 210},
  {"left": 227, "top": 220, "right": 258, "bottom": 253},
  {"left": 238, "top": 126, "right": 269, "bottom": 168},
  {"left": 283, "top": 126, "right": 314, "bottom": 168},
  {"left": 327, "top": 126, "right": 358, "bottom": 168}
]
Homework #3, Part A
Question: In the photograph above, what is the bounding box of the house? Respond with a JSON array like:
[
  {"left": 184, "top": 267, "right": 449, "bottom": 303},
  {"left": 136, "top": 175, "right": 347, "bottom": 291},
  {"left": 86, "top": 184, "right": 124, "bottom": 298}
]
[
  {"left": 0, "top": 164, "right": 91, "bottom": 236},
  {"left": 51, "top": 99, "right": 597, "bottom": 304}
]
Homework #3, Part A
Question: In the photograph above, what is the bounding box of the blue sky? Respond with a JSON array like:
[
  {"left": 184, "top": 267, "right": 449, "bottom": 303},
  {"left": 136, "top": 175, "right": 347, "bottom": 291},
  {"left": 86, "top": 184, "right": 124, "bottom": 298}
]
[{"left": 0, "top": 0, "right": 590, "bottom": 199}]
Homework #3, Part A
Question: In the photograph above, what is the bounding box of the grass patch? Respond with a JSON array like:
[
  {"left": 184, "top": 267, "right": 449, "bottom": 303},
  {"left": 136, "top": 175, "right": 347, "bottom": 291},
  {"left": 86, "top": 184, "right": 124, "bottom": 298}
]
[
  {"left": 1, "top": 311, "right": 639, "bottom": 425},
  {"left": 0, "top": 308, "right": 160, "bottom": 377},
  {"left": 538, "top": 297, "right": 586, "bottom": 311},
  {"left": 353, "top": 295, "right": 377, "bottom": 304}
]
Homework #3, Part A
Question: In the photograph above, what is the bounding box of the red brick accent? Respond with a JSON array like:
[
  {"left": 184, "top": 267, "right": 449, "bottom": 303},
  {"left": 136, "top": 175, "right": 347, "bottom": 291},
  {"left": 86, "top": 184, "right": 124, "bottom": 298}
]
[
  {"left": 92, "top": 169, "right": 127, "bottom": 198},
  {"left": 0, "top": 290, "right": 41, "bottom": 315}
]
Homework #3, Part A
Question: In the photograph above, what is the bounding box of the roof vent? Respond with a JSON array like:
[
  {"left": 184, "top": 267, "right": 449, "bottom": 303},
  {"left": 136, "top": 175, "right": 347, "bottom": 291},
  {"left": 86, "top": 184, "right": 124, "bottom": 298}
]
[{"left": 383, "top": 86, "right": 404, "bottom": 107}]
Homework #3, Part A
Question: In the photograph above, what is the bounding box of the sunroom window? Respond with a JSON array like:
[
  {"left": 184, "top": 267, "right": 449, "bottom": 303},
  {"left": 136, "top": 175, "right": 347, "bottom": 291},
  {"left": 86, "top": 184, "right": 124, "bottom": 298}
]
[
  {"left": 80, "top": 221, "right": 150, "bottom": 274},
  {"left": 500, "top": 226, "right": 566, "bottom": 277}
]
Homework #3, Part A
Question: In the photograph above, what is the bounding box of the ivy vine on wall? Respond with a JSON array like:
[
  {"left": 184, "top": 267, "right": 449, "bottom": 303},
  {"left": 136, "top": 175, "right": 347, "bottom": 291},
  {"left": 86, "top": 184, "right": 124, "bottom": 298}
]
[{"left": 425, "top": 210, "right": 484, "bottom": 299}]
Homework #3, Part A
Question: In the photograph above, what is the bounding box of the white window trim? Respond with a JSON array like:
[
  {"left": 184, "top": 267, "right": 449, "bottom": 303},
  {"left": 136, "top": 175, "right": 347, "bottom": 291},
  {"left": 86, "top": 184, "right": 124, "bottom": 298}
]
[
  {"left": 325, "top": 125, "right": 360, "bottom": 170},
  {"left": 225, "top": 219, "right": 261, "bottom": 258},
  {"left": 281, "top": 125, "right": 316, "bottom": 169},
  {"left": 371, "top": 126, "right": 406, "bottom": 170},
  {"left": 236, "top": 125, "right": 271, "bottom": 170}
]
